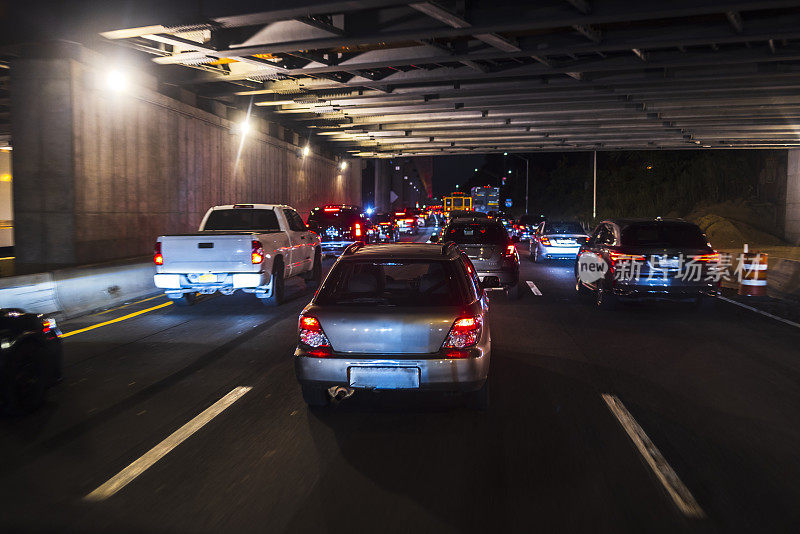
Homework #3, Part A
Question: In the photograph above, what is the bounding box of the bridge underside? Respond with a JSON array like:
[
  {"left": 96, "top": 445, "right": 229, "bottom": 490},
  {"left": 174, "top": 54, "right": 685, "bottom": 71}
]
[{"left": 95, "top": 1, "right": 800, "bottom": 156}]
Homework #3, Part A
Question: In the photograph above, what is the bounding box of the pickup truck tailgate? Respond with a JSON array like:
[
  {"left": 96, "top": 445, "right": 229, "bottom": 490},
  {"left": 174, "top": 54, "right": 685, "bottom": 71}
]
[{"left": 160, "top": 234, "right": 258, "bottom": 273}]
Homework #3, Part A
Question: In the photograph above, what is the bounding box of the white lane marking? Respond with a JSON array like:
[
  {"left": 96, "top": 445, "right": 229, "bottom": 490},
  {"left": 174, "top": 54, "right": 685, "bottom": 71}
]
[
  {"left": 716, "top": 295, "right": 800, "bottom": 329},
  {"left": 601, "top": 394, "right": 705, "bottom": 519},
  {"left": 84, "top": 386, "right": 252, "bottom": 502},
  {"left": 526, "top": 281, "right": 542, "bottom": 296}
]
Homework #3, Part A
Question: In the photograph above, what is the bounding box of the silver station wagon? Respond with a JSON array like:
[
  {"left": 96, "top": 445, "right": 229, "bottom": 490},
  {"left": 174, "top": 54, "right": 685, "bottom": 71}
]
[{"left": 294, "top": 242, "right": 491, "bottom": 409}]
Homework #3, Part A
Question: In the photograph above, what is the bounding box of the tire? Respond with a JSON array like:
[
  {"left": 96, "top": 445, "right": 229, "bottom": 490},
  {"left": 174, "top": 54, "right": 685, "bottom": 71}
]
[
  {"left": 506, "top": 281, "right": 521, "bottom": 300},
  {"left": 595, "top": 281, "right": 617, "bottom": 310},
  {"left": 575, "top": 279, "right": 591, "bottom": 299},
  {"left": 171, "top": 292, "right": 197, "bottom": 306},
  {"left": 305, "top": 250, "right": 322, "bottom": 288},
  {"left": 466, "top": 380, "right": 489, "bottom": 411},
  {"left": 302, "top": 384, "right": 330, "bottom": 407},
  {"left": 2, "top": 343, "right": 47, "bottom": 415},
  {"left": 262, "top": 259, "right": 285, "bottom": 306}
]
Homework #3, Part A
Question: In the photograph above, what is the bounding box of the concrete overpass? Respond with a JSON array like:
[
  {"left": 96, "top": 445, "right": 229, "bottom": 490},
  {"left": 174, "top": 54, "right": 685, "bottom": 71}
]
[{"left": 4, "top": 0, "right": 800, "bottom": 269}]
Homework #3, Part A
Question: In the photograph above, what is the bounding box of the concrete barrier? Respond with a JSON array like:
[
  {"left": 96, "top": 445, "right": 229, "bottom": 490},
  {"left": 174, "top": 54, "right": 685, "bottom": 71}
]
[
  {"left": 0, "top": 258, "right": 157, "bottom": 318},
  {"left": 768, "top": 258, "right": 800, "bottom": 301}
]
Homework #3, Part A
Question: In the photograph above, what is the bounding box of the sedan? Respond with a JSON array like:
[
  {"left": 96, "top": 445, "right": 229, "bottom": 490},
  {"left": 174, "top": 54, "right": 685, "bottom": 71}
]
[
  {"left": 294, "top": 242, "right": 490, "bottom": 409},
  {"left": 531, "top": 220, "right": 589, "bottom": 262}
]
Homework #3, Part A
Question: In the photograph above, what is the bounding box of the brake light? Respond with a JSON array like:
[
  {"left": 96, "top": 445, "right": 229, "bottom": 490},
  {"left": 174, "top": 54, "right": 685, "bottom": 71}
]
[
  {"left": 354, "top": 223, "right": 362, "bottom": 237},
  {"left": 324, "top": 207, "right": 340, "bottom": 213},
  {"left": 299, "top": 314, "right": 332, "bottom": 355},
  {"left": 608, "top": 251, "right": 646, "bottom": 264},
  {"left": 442, "top": 315, "right": 483, "bottom": 354},
  {"left": 505, "top": 244, "right": 517, "bottom": 257},
  {"left": 42, "top": 317, "right": 57, "bottom": 334},
  {"left": 395, "top": 212, "right": 405, "bottom": 217},
  {"left": 153, "top": 242, "right": 163, "bottom": 265},
  {"left": 540, "top": 237, "right": 551, "bottom": 246},
  {"left": 692, "top": 252, "right": 720, "bottom": 263},
  {"left": 251, "top": 240, "right": 264, "bottom": 264}
]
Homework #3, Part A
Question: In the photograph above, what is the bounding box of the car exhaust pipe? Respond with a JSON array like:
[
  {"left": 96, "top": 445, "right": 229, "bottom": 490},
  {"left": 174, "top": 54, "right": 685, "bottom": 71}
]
[{"left": 328, "top": 386, "right": 355, "bottom": 401}]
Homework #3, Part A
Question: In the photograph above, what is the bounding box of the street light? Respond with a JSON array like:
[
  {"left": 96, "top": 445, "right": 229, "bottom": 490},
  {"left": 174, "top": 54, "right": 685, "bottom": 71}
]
[
  {"left": 340, "top": 160, "right": 348, "bottom": 171},
  {"left": 106, "top": 69, "right": 127, "bottom": 92},
  {"left": 507, "top": 154, "right": 531, "bottom": 215},
  {"left": 302, "top": 145, "right": 311, "bottom": 157}
]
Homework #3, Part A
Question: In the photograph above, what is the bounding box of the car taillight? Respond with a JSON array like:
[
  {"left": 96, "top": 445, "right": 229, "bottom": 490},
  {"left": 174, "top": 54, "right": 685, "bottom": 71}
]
[
  {"left": 299, "top": 315, "right": 332, "bottom": 356},
  {"left": 442, "top": 315, "right": 483, "bottom": 357},
  {"left": 505, "top": 244, "right": 517, "bottom": 257},
  {"left": 42, "top": 317, "right": 57, "bottom": 335},
  {"left": 608, "top": 251, "right": 646, "bottom": 264},
  {"left": 153, "top": 242, "right": 163, "bottom": 265},
  {"left": 692, "top": 252, "right": 720, "bottom": 263},
  {"left": 540, "top": 237, "right": 551, "bottom": 246},
  {"left": 251, "top": 240, "right": 264, "bottom": 264},
  {"left": 354, "top": 223, "right": 362, "bottom": 237}
]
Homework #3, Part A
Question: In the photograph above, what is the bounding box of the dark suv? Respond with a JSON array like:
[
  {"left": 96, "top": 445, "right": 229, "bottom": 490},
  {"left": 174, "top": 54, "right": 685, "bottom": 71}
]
[
  {"left": 432, "top": 218, "right": 521, "bottom": 298},
  {"left": 307, "top": 205, "right": 372, "bottom": 256},
  {"left": 576, "top": 218, "right": 720, "bottom": 308}
]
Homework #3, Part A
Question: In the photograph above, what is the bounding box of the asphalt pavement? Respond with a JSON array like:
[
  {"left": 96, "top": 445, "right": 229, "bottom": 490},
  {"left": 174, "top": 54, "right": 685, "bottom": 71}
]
[{"left": 1, "top": 228, "right": 799, "bottom": 533}]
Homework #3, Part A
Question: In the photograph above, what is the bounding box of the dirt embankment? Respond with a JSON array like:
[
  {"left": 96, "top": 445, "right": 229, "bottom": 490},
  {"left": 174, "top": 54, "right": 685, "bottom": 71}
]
[{"left": 674, "top": 200, "right": 786, "bottom": 250}]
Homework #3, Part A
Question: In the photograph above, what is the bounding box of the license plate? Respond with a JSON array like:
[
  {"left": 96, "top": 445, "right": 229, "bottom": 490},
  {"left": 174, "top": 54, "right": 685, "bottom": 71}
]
[
  {"left": 349, "top": 367, "right": 420, "bottom": 389},
  {"left": 198, "top": 273, "right": 217, "bottom": 283}
]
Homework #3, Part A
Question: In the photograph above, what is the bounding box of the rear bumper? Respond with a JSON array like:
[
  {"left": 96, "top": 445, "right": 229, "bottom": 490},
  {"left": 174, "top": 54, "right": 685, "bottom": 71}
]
[
  {"left": 613, "top": 278, "right": 718, "bottom": 300},
  {"left": 154, "top": 272, "right": 268, "bottom": 294},
  {"left": 294, "top": 349, "right": 490, "bottom": 392},
  {"left": 538, "top": 244, "right": 581, "bottom": 259},
  {"left": 477, "top": 268, "right": 518, "bottom": 288}
]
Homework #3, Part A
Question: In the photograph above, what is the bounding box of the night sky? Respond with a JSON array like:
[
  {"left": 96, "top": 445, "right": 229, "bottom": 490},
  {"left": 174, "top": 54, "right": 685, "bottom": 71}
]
[{"left": 431, "top": 155, "right": 488, "bottom": 197}]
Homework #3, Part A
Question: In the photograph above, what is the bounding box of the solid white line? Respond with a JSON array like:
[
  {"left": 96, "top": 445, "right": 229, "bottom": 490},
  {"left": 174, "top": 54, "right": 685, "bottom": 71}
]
[
  {"left": 84, "top": 386, "right": 252, "bottom": 502},
  {"left": 716, "top": 295, "right": 800, "bottom": 329},
  {"left": 601, "top": 394, "right": 705, "bottom": 519},
  {"left": 526, "top": 280, "right": 542, "bottom": 296}
]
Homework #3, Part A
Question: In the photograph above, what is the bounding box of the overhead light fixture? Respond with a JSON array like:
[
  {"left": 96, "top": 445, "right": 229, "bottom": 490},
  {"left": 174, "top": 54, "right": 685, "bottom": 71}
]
[
  {"left": 302, "top": 145, "right": 311, "bottom": 157},
  {"left": 235, "top": 120, "right": 250, "bottom": 135},
  {"left": 106, "top": 69, "right": 127, "bottom": 92},
  {"left": 339, "top": 160, "right": 348, "bottom": 171}
]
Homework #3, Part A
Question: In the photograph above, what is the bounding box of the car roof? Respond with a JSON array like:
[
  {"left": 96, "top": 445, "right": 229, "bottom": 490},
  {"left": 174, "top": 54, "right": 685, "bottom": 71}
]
[
  {"left": 211, "top": 204, "right": 291, "bottom": 210},
  {"left": 604, "top": 218, "right": 691, "bottom": 227},
  {"left": 449, "top": 217, "right": 502, "bottom": 225},
  {"left": 343, "top": 243, "right": 460, "bottom": 260}
]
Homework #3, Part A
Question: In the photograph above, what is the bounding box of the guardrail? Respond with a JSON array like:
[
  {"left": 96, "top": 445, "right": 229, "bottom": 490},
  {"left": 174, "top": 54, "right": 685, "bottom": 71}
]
[{"left": 0, "top": 258, "right": 157, "bottom": 318}]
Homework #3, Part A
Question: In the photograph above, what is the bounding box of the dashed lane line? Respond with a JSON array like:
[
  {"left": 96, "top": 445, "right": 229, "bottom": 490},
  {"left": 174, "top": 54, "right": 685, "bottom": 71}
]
[
  {"left": 601, "top": 394, "right": 705, "bottom": 519},
  {"left": 716, "top": 295, "right": 800, "bottom": 330},
  {"left": 526, "top": 281, "right": 542, "bottom": 296},
  {"left": 84, "top": 386, "right": 252, "bottom": 501}
]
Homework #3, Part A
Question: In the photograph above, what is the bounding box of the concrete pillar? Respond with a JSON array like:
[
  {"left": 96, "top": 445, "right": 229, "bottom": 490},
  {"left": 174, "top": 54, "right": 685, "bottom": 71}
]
[
  {"left": 787, "top": 150, "right": 800, "bottom": 244},
  {"left": 10, "top": 46, "right": 78, "bottom": 268},
  {"left": 373, "top": 159, "right": 390, "bottom": 212}
]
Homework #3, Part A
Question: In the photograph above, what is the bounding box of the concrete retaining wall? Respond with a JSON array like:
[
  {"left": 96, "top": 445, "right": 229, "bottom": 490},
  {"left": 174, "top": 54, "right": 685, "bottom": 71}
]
[
  {"left": 0, "top": 258, "right": 155, "bottom": 318},
  {"left": 768, "top": 258, "right": 800, "bottom": 301}
]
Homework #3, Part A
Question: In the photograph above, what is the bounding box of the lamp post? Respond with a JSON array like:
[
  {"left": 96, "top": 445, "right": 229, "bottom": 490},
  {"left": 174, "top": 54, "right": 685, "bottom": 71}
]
[{"left": 504, "top": 153, "right": 530, "bottom": 214}]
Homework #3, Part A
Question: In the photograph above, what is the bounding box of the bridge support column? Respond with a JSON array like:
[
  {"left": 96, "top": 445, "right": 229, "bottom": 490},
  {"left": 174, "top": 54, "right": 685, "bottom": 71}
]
[{"left": 787, "top": 150, "right": 800, "bottom": 245}]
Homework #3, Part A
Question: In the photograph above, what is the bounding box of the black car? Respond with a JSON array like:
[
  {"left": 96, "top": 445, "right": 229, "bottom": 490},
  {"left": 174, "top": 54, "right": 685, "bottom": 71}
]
[
  {"left": 307, "top": 205, "right": 372, "bottom": 256},
  {"left": 575, "top": 218, "right": 720, "bottom": 308},
  {"left": 432, "top": 217, "right": 521, "bottom": 298},
  {"left": 372, "top": 213, "right": 399, "bottom": 243},
  {"left": 1, "top": 309, "right": 62, "bottom": 414}
]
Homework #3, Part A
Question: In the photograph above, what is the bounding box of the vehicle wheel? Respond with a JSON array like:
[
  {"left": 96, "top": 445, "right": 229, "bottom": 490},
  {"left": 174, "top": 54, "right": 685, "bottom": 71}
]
[
  {"left": 506, "top": 281, "right": 521, "bottom": 300},
  {"left": 262, "top": 259, "right": 285, "bottom": 306},
  {"left": 306, "top": 250, "right": 322, "bottom": 288},
  {"left": 595, "top": 282, "right": 617, "bottom": 310},
  {"left": 302, "top": 384, "right": 330, "bottom": 407},
  {"left": 466, "top": 380, "right": 489, "bottom": 411},
  {"left": 2, "top": 343, "right": 46, "bottom": 415},
  {"left": 171, "top": 292, "right": 197, "bottom": 306},
  {"left": 576, "top": 279, "right": 591, "bottom": 299}
]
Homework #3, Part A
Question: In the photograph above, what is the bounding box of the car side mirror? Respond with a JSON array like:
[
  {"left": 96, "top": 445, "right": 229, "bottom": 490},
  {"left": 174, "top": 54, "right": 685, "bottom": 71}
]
[{"left": 429, "top": 234, "right": 439, "bottom": 243}]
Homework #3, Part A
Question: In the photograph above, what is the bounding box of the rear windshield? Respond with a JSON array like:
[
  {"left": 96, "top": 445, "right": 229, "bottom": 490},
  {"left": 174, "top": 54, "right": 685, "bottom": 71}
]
[
  {"left": 621, "top": 223, "right": 708, "bottom": 248},
  {"left": 308, "top": 209, "right": 361, "bottom": 226},
  {"left": 544, "top": 221, "right": 585, "bottom": 235},
  {"left": 203, "top": 209, "right": 280, "bottom": 231},
  {"left": 444, "top": 223, "right": 507, "bottom": 244},
  {"left": 316, "top": 260, "right": 467, "bottom": 307}
]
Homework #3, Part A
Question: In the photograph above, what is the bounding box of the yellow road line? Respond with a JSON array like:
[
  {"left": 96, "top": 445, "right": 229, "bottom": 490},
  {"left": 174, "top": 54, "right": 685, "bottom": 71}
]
[
  {"left": 88, "top": 294, "right": 167, "bottom": 317},
  {"left": 59, "top": 301, "right": 174, "bottom": 338}
]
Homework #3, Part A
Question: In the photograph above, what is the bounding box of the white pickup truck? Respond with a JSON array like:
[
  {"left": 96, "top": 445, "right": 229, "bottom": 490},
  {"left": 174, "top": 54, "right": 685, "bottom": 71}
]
[{"left": 153, "top": 204, "right": 321, "bottom": 306}]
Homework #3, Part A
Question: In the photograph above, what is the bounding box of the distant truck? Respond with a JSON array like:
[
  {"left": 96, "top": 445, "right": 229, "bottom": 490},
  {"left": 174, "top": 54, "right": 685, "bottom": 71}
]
[
  {"left": 471, "top": 186, "right": 500, "bottom": 214},
  {"left": 153, "top": 204, "right": 321, "bottom": 306}
]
